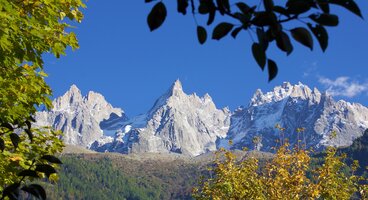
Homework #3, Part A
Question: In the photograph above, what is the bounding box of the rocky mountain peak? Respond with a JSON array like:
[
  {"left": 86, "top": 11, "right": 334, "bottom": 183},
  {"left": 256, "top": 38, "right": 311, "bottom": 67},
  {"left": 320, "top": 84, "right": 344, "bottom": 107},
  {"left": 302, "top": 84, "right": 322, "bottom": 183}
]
[
  {"left": 169, "top": 79, "right": 184, "bottom": 96},
  {"left": 250, "top": 82, "right": 322, "bottom": 106}
]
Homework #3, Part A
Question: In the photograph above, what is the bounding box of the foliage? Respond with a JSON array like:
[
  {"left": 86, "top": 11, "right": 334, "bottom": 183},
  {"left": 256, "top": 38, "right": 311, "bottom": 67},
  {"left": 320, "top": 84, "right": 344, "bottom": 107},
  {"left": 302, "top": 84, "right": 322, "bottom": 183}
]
[
  {"left": 193, "top": 144, "right": 368, "bottom": 199},
  {"left": 145, "top": 0, "right": 363, "bottom": 81},
  {"left": 0, "top": 0, "right": 85, "bottom": 199},
  {"left": 41, "top": 154, "right": 205, "bottom": 200}
]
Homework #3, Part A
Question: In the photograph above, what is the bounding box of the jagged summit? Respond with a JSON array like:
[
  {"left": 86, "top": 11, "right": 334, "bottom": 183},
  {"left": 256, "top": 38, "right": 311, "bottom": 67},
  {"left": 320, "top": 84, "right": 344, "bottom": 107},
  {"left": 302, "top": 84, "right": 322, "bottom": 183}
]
[
  {"left": 36, "top": 81, "right": 368, "bottom": 156},
  {"left": 170, "top": 79, "right": 183, "bottom": 93},
  {"left": 35, "top": 84, "right": 127, "bottom": 147},
  {"left": 250, "top": 82, "right": 322, "bottom": 106}
]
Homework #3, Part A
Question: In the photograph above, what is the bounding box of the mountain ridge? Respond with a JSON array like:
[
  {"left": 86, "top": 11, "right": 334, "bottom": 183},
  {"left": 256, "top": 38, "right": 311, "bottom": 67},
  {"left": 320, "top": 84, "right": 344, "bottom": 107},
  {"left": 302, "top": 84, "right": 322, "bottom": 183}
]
[{"left": 35, "top": 81, "right": 368, "bottom": 156}]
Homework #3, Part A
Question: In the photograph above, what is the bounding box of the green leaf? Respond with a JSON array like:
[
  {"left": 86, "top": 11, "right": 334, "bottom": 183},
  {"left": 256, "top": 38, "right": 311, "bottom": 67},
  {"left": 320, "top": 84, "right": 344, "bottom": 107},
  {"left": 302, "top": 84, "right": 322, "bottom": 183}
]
[
  {"left": 147, "top": 2, "right": 167, "bottom": 31},
  {"left": 267, "top": 59, "right": 278, "bottom": 82},
  {"left": 177, "top": 0, "right": 189, "bottom": 15},
  {"left": 35, "top": 164, "right": 57, "bottom": 177},
  {"left": 329, "top": 0, "right": 363, "bottom": 18},
  {"left": 276, "top": 31, "right": 293, "bottom": 55},
  {"left": 22, "top": 184, "right": 46, "bottom": 200},
  {"left": 290, "top": 27, "right": 313, "bottom": 50},
  {"left": 308, "top": 23, "right": 328, "bottom": 52},
  {"left": 212, "top": 22, "right": 234, "bottom": 40},
  {"left": 10, "top": 133, "right": 20, "bottom": 148},
  {"left": 41, "top": 155, "right": 63, "bottom": 164},
  {"left": 0, "top": 138, "right": 4, "bottom": 152},
  {"left": 231, "top": 27, "right": 242, "bottom": 39},
  {"left": 18, "top": 170, "right": 39, "bottom": 178},
  {"left": 309, "top": 13, "right": 339, "bottom": 26},
  {"left": 252, "top": 43, "right": 266, "bottom": 70},
  {"left": 197, "top": 26, "right": 207, "bottom": 45}
]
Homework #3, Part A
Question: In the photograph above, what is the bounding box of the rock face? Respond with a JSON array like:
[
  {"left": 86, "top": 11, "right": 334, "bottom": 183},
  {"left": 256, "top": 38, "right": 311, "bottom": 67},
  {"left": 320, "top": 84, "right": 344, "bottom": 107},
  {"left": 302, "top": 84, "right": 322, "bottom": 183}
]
[
  {"left": 92, "top": 80, "right": 231, "bottom": 156},
  {"left": 220, "top": 82, "right": 368, "bottom": 151},
  {"left": 35, "top": 85, "right": 127, "bottom": 147},
  {"left": 36, "top": 81, "right": 368, "bottom": 156}
]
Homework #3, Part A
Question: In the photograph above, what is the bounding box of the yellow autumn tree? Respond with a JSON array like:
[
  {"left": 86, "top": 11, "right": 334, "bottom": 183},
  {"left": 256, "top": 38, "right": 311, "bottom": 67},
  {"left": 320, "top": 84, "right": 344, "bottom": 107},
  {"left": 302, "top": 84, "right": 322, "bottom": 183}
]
[{"left": 193, "top": 142, "right": 367, "bottom": 200}]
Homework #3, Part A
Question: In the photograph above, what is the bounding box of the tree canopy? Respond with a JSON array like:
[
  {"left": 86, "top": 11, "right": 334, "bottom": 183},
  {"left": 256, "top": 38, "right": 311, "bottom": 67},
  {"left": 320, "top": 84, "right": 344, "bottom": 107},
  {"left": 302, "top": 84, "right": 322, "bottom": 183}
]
[
  {"left": 0, "top": 0, "right": 85, "bottom": 199},
  {"left": 145, "top": 0, "right": 363, "bottom": 81}
]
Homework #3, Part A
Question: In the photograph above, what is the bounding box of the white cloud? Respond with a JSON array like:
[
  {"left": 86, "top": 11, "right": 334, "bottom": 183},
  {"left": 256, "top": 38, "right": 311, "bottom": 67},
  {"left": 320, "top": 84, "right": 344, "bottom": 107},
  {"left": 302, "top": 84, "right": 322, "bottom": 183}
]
[{"left": 318, "top": 76, "right": 368, "bottom": 98}]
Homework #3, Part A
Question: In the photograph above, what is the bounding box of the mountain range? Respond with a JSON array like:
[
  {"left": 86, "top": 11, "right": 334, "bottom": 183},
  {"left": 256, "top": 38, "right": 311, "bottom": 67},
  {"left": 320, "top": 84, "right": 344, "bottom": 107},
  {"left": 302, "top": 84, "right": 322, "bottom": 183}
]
[{"left": 35, "top": 80, "right": 368, "bottom": 156}]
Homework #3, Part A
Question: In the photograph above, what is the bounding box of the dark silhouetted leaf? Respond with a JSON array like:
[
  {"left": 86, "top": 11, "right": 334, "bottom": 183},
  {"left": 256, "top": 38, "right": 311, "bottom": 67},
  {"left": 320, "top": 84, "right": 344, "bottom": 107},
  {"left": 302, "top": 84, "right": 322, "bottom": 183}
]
[
  {"left": 207, "top": 9, "right": 216, "bottom": 25},
  {"left": 216, "top": 0, "right": 230, "bottom": 14},
  {"left": 309, "top": 13, "right": 339, "bottom": 26},
  {"left": 41, "top": 155, "right": 63, "bottom": 164},
  {"left": 25, "top": 129, "right": 33, "bottom": 142},
  {"left": 231, "top": 27, "right": 242, "bottom": 39},
  {"left": 199, "top": 0, "right": 215, "bottom": 14},
  {"left": 1, "top": 123, "right": 13, "bottom": 131},
  {"left": 212, "top": 22, "right": 234, "bottom": 40},
  {"left": 2, "top": 183, "right": 20, "bottom": 200},
  {"left": 252, "top": 12, "right": 277, "bottom": 26},
  {"left": 197, "top": 26, "right": 207, "bottom": 44},
  {"left": 22, "top": 184, "right": 46, "bottom": 200},
  {"left": 35, "top": 164, "right": 57, "bottom": 177},
  {"left": 177, "top": 0, "right": 189, "bottom": 15},
  {"left": 308, "top": 23, "right": 328, "bottom": 52},
  {"left": 147, "top": 2, "right": 167, "bottom": 31},
  {"left": 10, "top": 133, "right": 20, "bottom": 148},
  {"left": 252, "top": 43, "right": 266, "bottom": 70},
  {"left": 263, "top": 0, "right": 274, "bottom": 12},
  {"left": 273, "top": 6, "right": 289, "bottom": 16},
  {"left": 276, "top": 31, "right": 293, "bottom": 55},
  {"left": 286, "top": 0, "right": 313, "bottom": 14},
  {"left": 29, "top": 116, "right": 36, "bottom": 122},
  {"left": 256, "top": 28, "right": 269, "bottom": 51},
  {"left": 267, "top": 59, "right": 278, "bottom": 82},
  {"left": 25, "top": 120, "right": 32, "bottom": 130},
  {"left": 18, "top": 170, "right": 39, "bottom": 178},
  {"left": 291, "top": 27, "right": 313, "bottom": 50},
  {"left": 145, "top": 0, "right": 155, "bottom": 2},
  {"left": 0, "top": 138, "right": 4, "bottom": 152},
  {"left": 236, "top": 2, "right": 251, "bottom": 14},
  {"left": 317, "top": 0, "right": 329, "bottom": 13},
  {"left": 329, "top": 0, "right": 363, "bottom": 18}
]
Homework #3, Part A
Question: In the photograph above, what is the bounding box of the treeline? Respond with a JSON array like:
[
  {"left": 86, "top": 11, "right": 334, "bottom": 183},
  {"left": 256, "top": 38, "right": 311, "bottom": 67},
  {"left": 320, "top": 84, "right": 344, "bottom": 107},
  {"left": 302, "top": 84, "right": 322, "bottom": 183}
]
[{"left": 42, "top": 154, "right": 203, "bottom": 200}]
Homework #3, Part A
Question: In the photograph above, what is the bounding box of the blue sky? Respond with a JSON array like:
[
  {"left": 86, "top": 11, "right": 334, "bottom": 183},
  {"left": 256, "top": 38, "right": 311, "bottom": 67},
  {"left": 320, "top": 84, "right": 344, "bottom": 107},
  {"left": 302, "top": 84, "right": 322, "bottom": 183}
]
[{"left": 44, "top": 1, "right": 368, "bottom": 117}]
